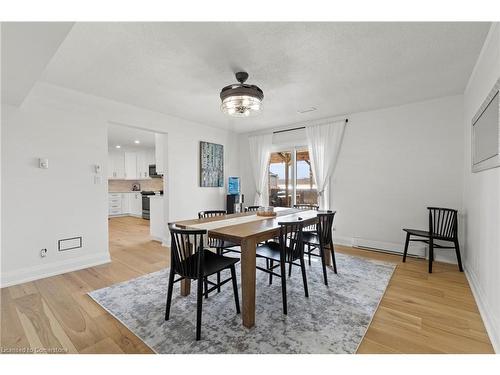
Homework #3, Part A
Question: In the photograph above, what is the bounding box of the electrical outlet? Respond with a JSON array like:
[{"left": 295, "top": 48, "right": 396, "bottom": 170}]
[{"left": 40, "top": 248, "right": 47, "bottom": 258}]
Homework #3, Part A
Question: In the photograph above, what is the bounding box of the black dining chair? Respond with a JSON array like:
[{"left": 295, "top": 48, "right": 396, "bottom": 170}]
[
  {"left": 255, "top": 220, "right": 308, "bottom": 315},
  {"left": 198, "top": 210, "right": 240, "bottom": 293},
  {"left": 293, "top": 204, "right": 319, "bottom": 233},
  {"left": 402, "top": 207, "right": 463, "bottom": 273},
  {"left": 296, "top": 211, "right": 337, "bottom": 285},
  {"left": 293, "top": 204, "right": 319, "bottom": 210},
  {"left": 165, "top": 223, "right": 240, "bottom": 340},
  {"left": 244, "top": 206, "right": 260, "bottom": 212}
]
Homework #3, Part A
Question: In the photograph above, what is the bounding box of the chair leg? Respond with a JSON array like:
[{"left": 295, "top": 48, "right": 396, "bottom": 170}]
[
  {"left": 454, "top": 239, "right": 464, "bottom": 272},
  {"left": 299, "top": 257, "right": 309, "bottom": 297},
  {"left": 279, "top": 258, "right": 287, "bottom": 315},
  {"left": 308, "top": 243, "right": 311, "bottom": 266},
  {"left": 288, "top": 261, "right": 293, "bottom": 278},
  {"left": 428, "top": 238, "right": 434, "bottom": 274},
  {"left": 204, "top": 277, "right": 208, "bottom": 299},
  {"left": 269, "top": 259, "right": 274, "bottom": 285},
  {"left": 230, "top": 265, "right": 241, "bottom": 314},
  {"left": 196, "top": 277, "right": 203, "bottom": 341},
  {"left": 402, "top": 232, "right": 410, "bottom": 262},
  {"left": 165, "top": 268, "right": 175, "bottom": 321},
  {"left": 319, "top": 242, "right": 328, "bottom": 285},
  {"left": 216, "top": 248, "right": 221, "bottom": 293},
  {"left": 330, "top": 241, "right": 337, "bottom": 274}
]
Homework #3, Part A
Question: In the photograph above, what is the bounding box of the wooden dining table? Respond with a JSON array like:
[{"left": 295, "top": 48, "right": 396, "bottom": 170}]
[{"left": 175, "top": 207, "right": 330, "bottom": 328}]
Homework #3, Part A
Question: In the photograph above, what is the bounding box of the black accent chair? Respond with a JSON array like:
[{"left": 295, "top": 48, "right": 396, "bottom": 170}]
[
  {"left": 198, "top": 210, "right": 240, "bottom": 294},
  {"left": 402, "top": 207, "right": 463, "bottom": 273},
  {"left": 244, "top": 206, "right": 260, "bottom": 212},
  {"left": 165, "top": 223, "right": 240, "bottom": 341},
  {"left": 298, "top": 211, "right": 337, "bottom": 285},
  {"left": 255, "top": 220, "right": 308, "bottom": 315}
]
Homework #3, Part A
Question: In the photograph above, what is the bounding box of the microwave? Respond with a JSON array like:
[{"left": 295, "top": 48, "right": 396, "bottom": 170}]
[{"left": 149, "top": 164, "right": 163, "bottom": 178}]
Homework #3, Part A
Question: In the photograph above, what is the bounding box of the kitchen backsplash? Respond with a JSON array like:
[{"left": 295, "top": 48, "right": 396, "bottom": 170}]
[{"left": 109, "top": 178, "right": 164, "bottom": 192}]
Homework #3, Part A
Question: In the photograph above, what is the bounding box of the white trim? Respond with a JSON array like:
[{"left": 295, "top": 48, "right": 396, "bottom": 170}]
[
  {"left": 464, "top": 266, "right": 499, "bottom": 353},
  {"left": 0, "top": 253, "right": 111, "bottom": 288}
]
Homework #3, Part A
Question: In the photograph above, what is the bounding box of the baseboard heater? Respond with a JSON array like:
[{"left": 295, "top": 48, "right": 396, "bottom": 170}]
[{"left": 350, "top": 237, "right": 427, "bottom": 259}]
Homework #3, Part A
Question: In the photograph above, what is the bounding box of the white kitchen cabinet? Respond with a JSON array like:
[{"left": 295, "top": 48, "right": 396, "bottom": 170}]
[
  {"left": 121, "top": 192, "right": 131, "bottom": 213},
  {"left": 124, "top": 152, "right": 138, "bottom": 180},
  {"left": 130, "top": 192, "right": 143, "bottom": 216},
  {"left": 108, "top": 148, "right": 157, "bottom": 181},
  {"left": 108, "top": 151, "right": 125, "bottom": 179},
  {"left": 108, "top": 193, "right": 123, "bottom": 216},
  {"left": 136, "top": 151, "right": 151, "bottom": 180}
]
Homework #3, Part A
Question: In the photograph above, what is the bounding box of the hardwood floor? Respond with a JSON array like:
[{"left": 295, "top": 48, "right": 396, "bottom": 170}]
[{"left": 0, "top": 216, "right": 494, "bottom": 354}]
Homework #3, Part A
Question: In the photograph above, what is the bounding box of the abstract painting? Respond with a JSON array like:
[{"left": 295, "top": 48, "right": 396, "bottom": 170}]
[{"left": 200, "top": 141, "right": 224, "bottom": 187}]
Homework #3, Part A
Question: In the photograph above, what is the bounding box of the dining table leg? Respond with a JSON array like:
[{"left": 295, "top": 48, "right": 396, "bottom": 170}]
[
  {"left": 180, "top": 278, "right": 191, "bottom": 296},
  {"left": 240, "top": 237, "right": 257, "bottom": 328},
  {"left": 323, "top": 245, "right": 332, "bottom": 267}
]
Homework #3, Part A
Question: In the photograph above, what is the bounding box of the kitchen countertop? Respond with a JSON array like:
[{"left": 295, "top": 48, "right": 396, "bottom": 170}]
[{"left": 109, "top": 191, "right": 142, "bottom": 193}]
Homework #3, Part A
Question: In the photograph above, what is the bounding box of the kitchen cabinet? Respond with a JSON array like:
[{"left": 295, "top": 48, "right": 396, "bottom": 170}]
[
  {"left": 130, "top": 192, "right": 142, "bottom": 217},
  {"left": 124, "top": 152, "right": 138, "bottom": 180},
  {"left": 136, "top": 151, "right": 150, "bottom": 179},
  {"left": 108, "top": 193, "right": 123, "bottom": 216},
  {"left": 108, "top": 148, "right": 156, "bottom": 181},
  {"left": 108, "top": 151, "right": 125, "bottom": 179},
  {"left": 108, "top": 192, "right": 143, "bottom": 217},
  {"left": 121, "top": 192, "right": 131, "bottom": 213}
]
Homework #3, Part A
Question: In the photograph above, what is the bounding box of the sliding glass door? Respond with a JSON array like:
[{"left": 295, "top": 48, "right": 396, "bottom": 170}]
[{"left": 268, "top": 148, "right": 318, "bottom": 207}]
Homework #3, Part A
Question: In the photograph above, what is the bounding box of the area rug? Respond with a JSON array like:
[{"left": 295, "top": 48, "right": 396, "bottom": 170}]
[{"left": 88, "top": 253, "right": 395, "bottom": 354}]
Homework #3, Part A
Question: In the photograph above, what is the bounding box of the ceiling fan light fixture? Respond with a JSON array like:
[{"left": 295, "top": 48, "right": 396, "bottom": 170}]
[{"left": 220, "top": 72, "right": 263, "bottom": 117}]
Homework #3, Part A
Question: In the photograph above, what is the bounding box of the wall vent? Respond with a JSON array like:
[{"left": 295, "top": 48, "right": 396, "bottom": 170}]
[{"left": 58, "top": 236, "right": 82, "bottom": 251}]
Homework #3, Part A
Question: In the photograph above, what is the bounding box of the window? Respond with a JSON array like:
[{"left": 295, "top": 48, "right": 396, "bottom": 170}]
[
  {"left": 269, "top": 151, "right": 292, "bottom": 207},
  {"left": 268, "top": 148, "right": 318, "bottom": 207}
]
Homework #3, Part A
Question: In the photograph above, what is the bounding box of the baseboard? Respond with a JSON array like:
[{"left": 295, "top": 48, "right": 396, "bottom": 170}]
[
  {"left": 335, "top": 236, "right": 459, "bottom": 264},
  {"left": 0, "top": 252, "right": 111, "bottom": 288},
  {"left": 464, "top": 266, "right": 500, "bottom": 353}
]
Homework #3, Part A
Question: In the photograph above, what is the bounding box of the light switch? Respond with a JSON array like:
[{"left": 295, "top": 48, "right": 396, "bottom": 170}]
[{"left": 39, "top": 158, "right": 49, "bottom": 169}]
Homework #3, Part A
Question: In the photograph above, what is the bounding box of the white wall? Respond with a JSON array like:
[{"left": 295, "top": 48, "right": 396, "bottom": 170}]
[
  {"left": 1, "top": 82, "right": 239, "bottom": 287},
  {"left": 239, "top": 95, "right": 465, "bottom": 262},
  {"left": 1, "top": 99, "right": 110, "bottom": 286},
  {"left": 332, "top": 95, "right": 464, "bottom": 261},
  {"left": 462, "top": 23, "right": 500, "bottom": 352}
]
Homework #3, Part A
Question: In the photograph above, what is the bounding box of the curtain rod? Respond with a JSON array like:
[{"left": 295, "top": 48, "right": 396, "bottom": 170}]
[{"left": 272, "top": 118, "right": 348, "bottom": 134}]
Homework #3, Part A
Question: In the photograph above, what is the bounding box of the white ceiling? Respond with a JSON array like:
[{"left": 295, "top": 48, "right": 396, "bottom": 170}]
[
  {"left": 1, "top": 22, "right": 74, "bottom": 106},
  {"left": 107, "top": 123, "right": 155, "bottom": 150},
  {"left": 3, "top": 22, "right": 490, "bottom": 132}
]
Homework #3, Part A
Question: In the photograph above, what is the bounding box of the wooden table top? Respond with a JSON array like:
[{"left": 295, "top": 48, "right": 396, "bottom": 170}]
[{"left": 175, "top": 208, "right": 320, "bottom": 244}]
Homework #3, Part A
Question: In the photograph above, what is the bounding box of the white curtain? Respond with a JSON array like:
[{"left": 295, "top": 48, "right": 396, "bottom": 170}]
[
  {"left": 306, "top": 120, "right": 346, "bottom": 210},
  {"left": 248, "top": 133, "right": 273, "bottom": 206}
]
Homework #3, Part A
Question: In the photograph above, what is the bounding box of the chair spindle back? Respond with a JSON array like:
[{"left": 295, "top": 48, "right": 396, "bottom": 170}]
[
  {"left": 278, "top": 220, "right": 305, "bottom": 263},
  {"left": 168, "top": 223, "right": 206, "bottom": 279},
  {"left": 427, "top": 207, "right": 457, "bottom": 239}
]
